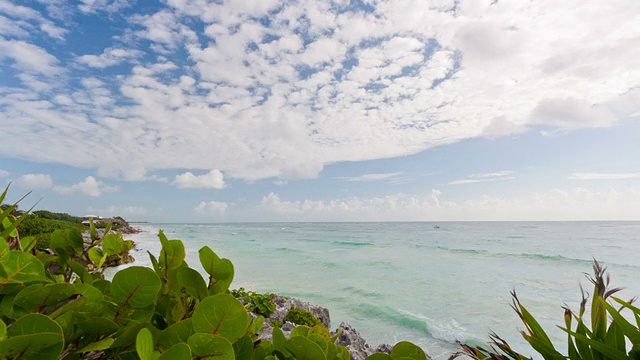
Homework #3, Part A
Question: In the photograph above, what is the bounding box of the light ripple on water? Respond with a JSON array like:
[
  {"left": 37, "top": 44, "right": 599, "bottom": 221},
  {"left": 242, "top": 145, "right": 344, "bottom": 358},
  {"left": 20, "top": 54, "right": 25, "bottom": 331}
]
[{"left": 123, "top": 222, "right": 640, "bottom": 359}]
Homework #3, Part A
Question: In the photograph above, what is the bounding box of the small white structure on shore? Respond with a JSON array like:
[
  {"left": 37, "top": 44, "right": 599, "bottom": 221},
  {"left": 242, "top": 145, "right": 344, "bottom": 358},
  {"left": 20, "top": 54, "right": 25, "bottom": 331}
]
[{"left": 82, "top": 215, "right": 102, "bottom": 226}]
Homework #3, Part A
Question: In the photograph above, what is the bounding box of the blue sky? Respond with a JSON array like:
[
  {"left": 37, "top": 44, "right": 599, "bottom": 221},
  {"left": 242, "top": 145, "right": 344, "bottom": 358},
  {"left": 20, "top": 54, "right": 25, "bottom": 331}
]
[{"left": 1, "top": 0, "right": 639, "bottom": 222}]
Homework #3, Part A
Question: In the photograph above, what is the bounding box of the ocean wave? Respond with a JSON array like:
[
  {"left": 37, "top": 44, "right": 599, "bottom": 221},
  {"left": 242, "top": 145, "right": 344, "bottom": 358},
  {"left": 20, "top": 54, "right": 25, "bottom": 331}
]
[
  {"left": 353, "top": 304, "right": 430, "bottom": 337},
  {"left": 340, "top": 286, "right": 382, "bottom": 298},
  {"left": 333, "top": 241, "right": 374, "bottom": 246}
]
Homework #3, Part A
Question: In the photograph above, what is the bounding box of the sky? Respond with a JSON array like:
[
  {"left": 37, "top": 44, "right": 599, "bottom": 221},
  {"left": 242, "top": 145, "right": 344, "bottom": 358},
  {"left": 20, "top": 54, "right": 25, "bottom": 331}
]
[{"left": 1, "top": 0, "right": 640, "bottom": 222}]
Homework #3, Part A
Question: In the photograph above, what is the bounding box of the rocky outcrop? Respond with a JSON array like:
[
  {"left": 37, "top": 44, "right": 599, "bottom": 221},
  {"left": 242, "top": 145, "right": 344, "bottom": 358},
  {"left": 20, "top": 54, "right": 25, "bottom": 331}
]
[
  {"left": 333, "top": 322, "right": 392, "bottom": 360},
  {"left": 255, "top": 295, "right": 401, "bottom": 360}
]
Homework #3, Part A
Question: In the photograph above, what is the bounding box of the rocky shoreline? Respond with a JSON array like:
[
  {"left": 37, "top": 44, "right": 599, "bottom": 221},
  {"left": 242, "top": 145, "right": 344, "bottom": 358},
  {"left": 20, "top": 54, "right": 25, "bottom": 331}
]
[{"left": 245, "top": 294, "right": 427, "bottom": 360}]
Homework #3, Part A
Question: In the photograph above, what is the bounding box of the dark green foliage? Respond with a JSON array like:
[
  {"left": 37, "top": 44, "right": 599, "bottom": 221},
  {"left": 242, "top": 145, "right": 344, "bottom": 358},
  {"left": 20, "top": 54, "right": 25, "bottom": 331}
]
[
  {"left": 19, "top": 216, "right": 86, "bottom": 249},
  {"left": 0, "top": 186, "right": 428, "bottom": 359},
  {"left": 32, "top": 210, "right": 82, "bottom": 224},
  {"left": 231, "top": 287, "right": 277, "bottom": 317},
  {"left": 271, "top": 319, "right": 284, "bottom": 328},
  {"left": 285, "top": 305, "right": 322, "bottom": 327}
]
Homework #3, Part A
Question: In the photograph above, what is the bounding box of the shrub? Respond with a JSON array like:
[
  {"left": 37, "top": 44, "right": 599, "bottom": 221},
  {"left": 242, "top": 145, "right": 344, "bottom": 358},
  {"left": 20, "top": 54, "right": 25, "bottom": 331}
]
[
  {"left": 231, "top": 287, "right": 277, "bottom": 317},
  {"left": 284, "top": 305, "right": 322, "bottom": 327},
  {"left": 0, "top": 186, "right": 428, "bottom": 359},
  {"left": 452, "top": 260, "right": 640, "bottom": 360}
]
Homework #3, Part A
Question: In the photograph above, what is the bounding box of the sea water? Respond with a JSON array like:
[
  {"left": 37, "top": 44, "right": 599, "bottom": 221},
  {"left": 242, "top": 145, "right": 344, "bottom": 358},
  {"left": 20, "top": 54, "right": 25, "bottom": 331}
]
[{"left": 121, "top": 222, "right": 640, "bottom": 359}]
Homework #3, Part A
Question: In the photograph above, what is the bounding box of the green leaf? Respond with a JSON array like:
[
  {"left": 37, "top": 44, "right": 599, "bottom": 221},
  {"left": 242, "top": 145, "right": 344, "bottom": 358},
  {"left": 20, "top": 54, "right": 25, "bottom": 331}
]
[
  {"left": 604, "top": 300, "right": 640, "bottom": 344},
  {"left": 192, "top": 294, "right": 248, "bottom": 343},
  {"left": 137, "top": 328, "right": 160, "bottom": 360},
  {"left": 68, "top": 260, "right": 93, "bottom": 285},
  {"left": 390, "top": 341, "right": 428, "bottom": 360},
  {"left": 284, "top": 336, "right": 327, "bottom": 360},
  {"left": 273, "top": 326, "right": 286, "bottom": 353},
  {"left": 0, "top": 318, "right": 6, "bottom": 339},
  {"left": 0, "top": 250, "right": 45, "bottom": 284},
  {"left": 157, "top": 319, "right": 193, "bottom": 350},
  {"left": 177, "top": 267, "right": 208, "bottom": 301},
  {"left": 103, "top": 233, "right": 125, "bottom": 256},
  {"left": 233, "top": 335, "right": 254, "bottom": 360},
  {"left": 88, "top": 247, "right": 107, "bottom": 268},
  {"left": 0, "top": 313, "right": 64, "bottom": 360},
  {"left": 13, "top": 283, "right": 78, "bottom": 315},
  {"left": 0, "top": 235, "right": 9, "bottom": 261},
  {"left": 159, "top": 231, "right": 186, "bottom": 270},
  {"left": 76, "top": 338, "right": 115, "bottom": 353},
  {"left": 111, "top": 266, "right": 162, "bottom": 308},
  {"left": 199, "top": 246, "right": 235, "bottom": 294},
  {"left": 77, "top": 317, "right": 118, "bottom": 337},
  {"left": 187, "top": 333, "right": 235, "bottom": 360},
  {"left": 565, "top": 328, "right": 629, "bottom": 360},
  {"left": 366, "top": 355, "right": 393, "bottom": 360},
  {"left": 158, "top": 343, "right": 192, "bottom": 360},
  {"left": 290, "top": 325, "right": 310, "bottom": 338}
]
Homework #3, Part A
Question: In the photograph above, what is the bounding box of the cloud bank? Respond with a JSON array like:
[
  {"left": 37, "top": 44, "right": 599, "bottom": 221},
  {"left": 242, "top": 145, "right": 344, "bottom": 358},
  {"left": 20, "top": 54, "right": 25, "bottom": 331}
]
[{"left": 1, "top": 0, "right": 639, "bottom": 182}]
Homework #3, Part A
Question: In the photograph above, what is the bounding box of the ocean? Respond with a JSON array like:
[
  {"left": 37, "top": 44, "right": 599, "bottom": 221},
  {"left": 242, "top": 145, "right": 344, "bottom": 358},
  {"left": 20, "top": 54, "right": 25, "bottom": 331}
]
[{"left": 119, "top": 222, "right": 640, "bottom": 359}]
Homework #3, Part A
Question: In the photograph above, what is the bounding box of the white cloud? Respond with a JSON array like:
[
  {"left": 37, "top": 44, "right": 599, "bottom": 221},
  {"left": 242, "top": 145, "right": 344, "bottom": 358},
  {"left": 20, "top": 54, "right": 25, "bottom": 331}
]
[
  {"left": 259, "top": 186, "right": 640, "bottom": 221},
  {"left": 172, "top": 170, "right": 227, "bottom": 189},
  {"left": 77, "top": 47, "right": 143, "bottom": 68},
  {"left": 0, "top": 38, "right": 62, "bottom": 75},
  {"left": 273, "top": 179, "right": 288, "bottom": 186},
  {"left": 15, "top": 173, "right": 53, "bottom": 189},
  {"left": 195, "top": 200, "right": 228, "bottom": 215},
  {"left": 78, "top": 0, "right": 133, "bottom": 14},
  {"left": 54, "top": 176, "right": 119, "bottom": 197},
  {"left": 86, "top": 205, "right": 148, "bottom": 218},
  {"left": 449, "top": 171, "right": 515, "bottom": 185},
  {"left": 1, "top": 1, "right": 639, "bottom": 183},
  {"left": 568, "top": 173, "right": 640, "bottom": 180},
  {"left": 342, "top": 172, "right": 404, "bottom": 182},
  {"left": 0, "top": 1, "right": 67, "bottom": 39}
]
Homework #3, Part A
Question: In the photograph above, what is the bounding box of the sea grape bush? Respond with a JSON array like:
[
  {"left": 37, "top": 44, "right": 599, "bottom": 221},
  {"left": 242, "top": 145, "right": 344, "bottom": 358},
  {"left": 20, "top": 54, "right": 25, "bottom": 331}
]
[
  {"left": 0, "top": 186, "right": 429, "bottom": 359},
  {"left": 231, "top": 287, "right": 277, "bottom": 318}
]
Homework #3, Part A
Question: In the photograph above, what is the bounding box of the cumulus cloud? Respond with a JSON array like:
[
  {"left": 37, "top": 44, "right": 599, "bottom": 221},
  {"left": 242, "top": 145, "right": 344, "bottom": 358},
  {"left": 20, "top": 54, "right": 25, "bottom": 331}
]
[
  {"left": 172, "top": 170, "right": 227, "bottom": 189},
  {"left": 15, "top": 173, "right": 53, "bottom": 189},
  {"left": 195, "top": 200, "right": 228, "bottom": 215},
  {"left": 1, "top": 1, "right": 639, "bottom": 182},
  {"left": 0, "top": 38, "right": 62, "bottom": 75},
  {"left": 86, "top": 205, "right": 148, "bottom": 217},
  {"left": 77, "top": 47, "right": 144, "bottom": 68},
  {"left": 568, "top": 173, "right": 640, "bottom": 180},
  {"left": 54, "top": 176, "right": 119, "bottom": 196},
  {"left": 259, "top": 186, "right": 640, "bottom": 221},
  {"left": 449, "top": 171, "right": 515, "bottom": 185}
]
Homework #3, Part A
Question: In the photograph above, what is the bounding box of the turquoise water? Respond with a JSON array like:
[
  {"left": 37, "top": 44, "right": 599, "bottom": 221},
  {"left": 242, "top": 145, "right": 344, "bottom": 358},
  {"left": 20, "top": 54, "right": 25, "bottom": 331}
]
[{"left": 122, "top": 222, "right": 640, "bottom": 359}]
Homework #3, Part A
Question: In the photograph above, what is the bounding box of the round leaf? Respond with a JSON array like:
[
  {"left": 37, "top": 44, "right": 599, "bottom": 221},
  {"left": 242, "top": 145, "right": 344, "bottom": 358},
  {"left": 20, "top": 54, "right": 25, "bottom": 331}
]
[
  {"left": 187, "top": 333, "right": 234, "bottom": 360},
  {"left": 111, "top": 266, "right": 161, "bottom": 308},
  {"left": 158, "top": 343, "right": 191, "bottom": 360},
  {"left": 0, "top": 313, "right": 64, "bottom": 360},
  {"left": 390, "top": 341, "right": 428, "bottom": 360},
  {"left": 157, "top": 319, "right": 193, "bottom": 350},
  {"left": 284, "top": 336, "right": 327, "bottom": 360},
  {"left": 177, "top": 267, "right": 208, "bottom": 301},
  {"left": 0, "top": 250, "right": 44, "bottom": 284},
  {"left": 192, "top": 294, "right": 248, "bottom": 343}
]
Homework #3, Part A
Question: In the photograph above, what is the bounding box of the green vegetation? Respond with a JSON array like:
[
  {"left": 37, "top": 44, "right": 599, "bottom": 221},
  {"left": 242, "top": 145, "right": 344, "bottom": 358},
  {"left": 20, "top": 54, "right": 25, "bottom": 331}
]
[
  {"left": 32, "top": 210, "right": 83, "bottom": 224},
  {"left": 19, "top": 216, "right": 86, "bottom": 249},
  {"left": 285, "top": 306, "right": 323, "bottom": 327},
  {"left": 452, "top": 260, "right": 640, "bottom": 360},
  {"left": 5, "top": 185, "right": 638, "bottom": 360},
  {"left": 0, "top": 186, "right": 428, "bottom": 359},
  {"left": 231, "top": 287, "right": 277, "bottom": 317}
]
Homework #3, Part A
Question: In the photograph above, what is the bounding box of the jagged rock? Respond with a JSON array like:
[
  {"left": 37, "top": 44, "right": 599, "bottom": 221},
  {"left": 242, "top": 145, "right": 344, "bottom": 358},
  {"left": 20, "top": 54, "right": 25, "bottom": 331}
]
[
  {"left": 269, "top": 294, "right": 293, "bottom": 323},
  {"left": 291, "top": 297, "right": 331, "bottom": 328},
  {"left": 333, "top": 322, "right": 373, "bottom": 360}
]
